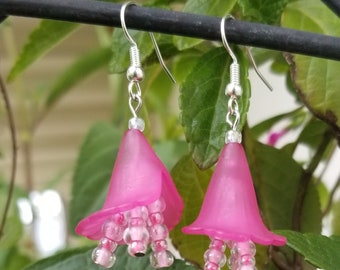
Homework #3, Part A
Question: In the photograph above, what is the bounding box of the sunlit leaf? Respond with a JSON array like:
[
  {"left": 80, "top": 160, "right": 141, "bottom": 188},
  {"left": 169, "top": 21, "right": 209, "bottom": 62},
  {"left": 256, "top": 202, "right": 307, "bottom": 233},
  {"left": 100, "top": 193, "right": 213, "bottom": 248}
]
[
  {"left": 180, "top": 47, "right": 250, "bottom": 169},
  {"left": 109, "top": 30, "right": 155, "bottom": 74},
  {"left": 7, "top": 20, "right": 78, "bottom": 81},
  {"left": 173, "top": 0, "right": 237, "bottom": 50},
  {"left": 238, "top": 0, "right": 288, "bottom": 24},
  {"left": 282, "top": 0, "right": 340, "bottom": 138},
  {"left": 69, "top": 123, "right": 122, "bottom": 231}
]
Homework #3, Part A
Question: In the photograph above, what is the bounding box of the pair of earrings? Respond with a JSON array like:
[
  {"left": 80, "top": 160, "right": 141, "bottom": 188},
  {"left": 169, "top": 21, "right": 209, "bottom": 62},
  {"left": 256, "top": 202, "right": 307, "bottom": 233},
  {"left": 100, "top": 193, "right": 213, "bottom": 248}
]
[{"left": 75, "top": 3, "right": 286, "bottom": 270}]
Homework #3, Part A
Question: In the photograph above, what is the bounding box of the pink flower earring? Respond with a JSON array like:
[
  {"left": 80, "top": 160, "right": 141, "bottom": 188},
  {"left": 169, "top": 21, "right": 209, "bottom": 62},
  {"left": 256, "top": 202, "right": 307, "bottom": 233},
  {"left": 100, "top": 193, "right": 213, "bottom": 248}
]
[
  {"left": 182, "top": 16, "right": 286, "bottom": 270},
  {"left": 75, "top": 3, "right": 182, "bottom": 268}
]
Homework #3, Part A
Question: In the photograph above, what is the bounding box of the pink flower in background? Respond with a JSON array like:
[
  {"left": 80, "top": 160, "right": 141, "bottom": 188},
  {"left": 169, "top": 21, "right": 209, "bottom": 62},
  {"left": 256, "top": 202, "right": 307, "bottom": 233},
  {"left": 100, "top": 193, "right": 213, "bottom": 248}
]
[
  {"left": 267, "top": 129, "right": 287, "bottom": 146},
  {"left": 76, "top": 128, "right": 183, "bottom": 269},
  {"left": 182, "top": 142, "right": 286, "bottom": 270}
]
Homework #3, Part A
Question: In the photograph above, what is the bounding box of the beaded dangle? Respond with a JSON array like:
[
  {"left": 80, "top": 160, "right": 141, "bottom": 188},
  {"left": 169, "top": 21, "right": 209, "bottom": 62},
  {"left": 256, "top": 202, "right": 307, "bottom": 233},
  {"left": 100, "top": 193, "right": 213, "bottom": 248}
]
[
  {"left": 75, "top": 3, "right": 182, "bottom": 269},
  {"left": 182, "top": 16, "right": 286, "bottom": 270}
]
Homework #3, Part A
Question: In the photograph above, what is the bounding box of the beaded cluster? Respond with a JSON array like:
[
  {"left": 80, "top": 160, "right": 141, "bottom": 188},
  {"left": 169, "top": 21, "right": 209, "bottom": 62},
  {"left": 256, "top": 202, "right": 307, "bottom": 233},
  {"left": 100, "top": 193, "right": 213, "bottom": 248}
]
[{"left": 91, "top": 197, "right": 174, "bottom": 269}]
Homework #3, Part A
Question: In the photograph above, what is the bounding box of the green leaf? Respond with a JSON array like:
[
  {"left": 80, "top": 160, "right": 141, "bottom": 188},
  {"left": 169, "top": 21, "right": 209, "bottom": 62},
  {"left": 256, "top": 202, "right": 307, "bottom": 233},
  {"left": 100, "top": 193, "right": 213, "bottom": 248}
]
[
  {"left": 180, "top": 47, "right": 250, "bottom": 169},
  {"left": 238, "top": 0, "right": 288, "bottom": 24},
  {"left": 278, "top": 230, "right": 340, "bottom": 270},
  {"left": 0, "top": 247, "right": 31, "bottom": 270},
  {"left": 173, "top": 0, "right": 237, "bottom": 50},
  {"left": 282, "top": 0, "right": 340, "bottom": 137},
  {"left": 109, "top": 30, "right": 155, "bottom": 74},
  {"left": 251, "top": 107, "right": 303, "bottom": 139},
  {"left": 45, "top": 47, "right": 112, "bottom": 108},
  {"left": 24, "top": 246, "right": 198, "bottom": 270},
  {"left": 69, "top": 123, "right": 122, "bottom": 231},
  {"left": 0, "top": 216, "right": 22, "bottom": 250},
  {"left": 7, "top": 20, "right": 78, "bottom": 81},
  {"left": 154, "top": 140, "right": 188, "bottom": 170},
  {"left": 170, "top": 155, "right": 213, "bottom": 266},
  {"left": 244, "top": 129, "right": 322, "bottom": 233}
]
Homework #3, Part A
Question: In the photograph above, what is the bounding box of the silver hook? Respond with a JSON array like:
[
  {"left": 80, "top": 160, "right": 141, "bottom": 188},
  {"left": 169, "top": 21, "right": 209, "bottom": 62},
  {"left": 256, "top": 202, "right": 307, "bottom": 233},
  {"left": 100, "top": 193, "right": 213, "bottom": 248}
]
[
  {"left": 120, "top": 2, "right": 176, "bottom": 83},
  {"left": 221, "top": 15, "right": 273, "bottom": 92}
]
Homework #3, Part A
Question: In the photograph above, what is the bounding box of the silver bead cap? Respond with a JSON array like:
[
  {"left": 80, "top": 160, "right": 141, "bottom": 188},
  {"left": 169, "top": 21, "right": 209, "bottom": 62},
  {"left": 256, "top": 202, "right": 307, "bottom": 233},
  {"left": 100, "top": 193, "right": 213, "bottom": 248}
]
[{"left": 225, "top": 130, "right": 242, "bottom": 144}]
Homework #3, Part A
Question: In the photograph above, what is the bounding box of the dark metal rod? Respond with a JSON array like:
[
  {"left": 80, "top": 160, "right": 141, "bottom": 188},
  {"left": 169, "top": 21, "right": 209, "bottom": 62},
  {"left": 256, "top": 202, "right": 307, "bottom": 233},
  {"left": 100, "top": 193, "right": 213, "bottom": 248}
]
[
  {"left": 1, "top": 0, "right": 340, "bottom": 61},
  {"left": 322, "top": 0, "right": 340, "bottom": 18}
]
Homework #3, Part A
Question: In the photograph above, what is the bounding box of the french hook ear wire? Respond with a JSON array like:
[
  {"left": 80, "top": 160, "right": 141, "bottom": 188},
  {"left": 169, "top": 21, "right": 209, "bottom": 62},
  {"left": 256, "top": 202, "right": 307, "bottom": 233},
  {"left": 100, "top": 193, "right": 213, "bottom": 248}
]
[
  {"left": 120, "top": 2, "right": 176, "bottom": 84},
  {"left": 221, "top": 15, "right": 273, "bottom": 92}
]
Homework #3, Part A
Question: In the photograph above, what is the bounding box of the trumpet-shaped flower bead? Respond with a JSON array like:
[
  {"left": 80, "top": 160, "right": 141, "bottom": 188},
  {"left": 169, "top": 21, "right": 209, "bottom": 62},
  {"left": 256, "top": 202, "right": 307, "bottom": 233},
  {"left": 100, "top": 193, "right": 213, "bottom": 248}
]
[
  {"left": 182, "top": 142, "right": 286, "bottom": 246},
  {"left": 182, "top": 141, "right": 286, "bottom": 270},
  {"left": 76, "top": 129, "right": 183, "bottom": 268}
]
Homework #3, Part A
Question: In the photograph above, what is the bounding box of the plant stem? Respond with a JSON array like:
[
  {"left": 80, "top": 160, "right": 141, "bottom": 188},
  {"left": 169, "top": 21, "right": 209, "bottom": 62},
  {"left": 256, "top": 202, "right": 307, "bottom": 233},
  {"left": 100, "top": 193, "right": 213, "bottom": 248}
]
[
  {"left": 0, "top": 72, "right": 18, "bottom": 240},
  {"left": 322, "top": 176, "right": 340, "bottom": 217},
  {"left": 292, "top": 128, "right": 333, "bottom": 268}
]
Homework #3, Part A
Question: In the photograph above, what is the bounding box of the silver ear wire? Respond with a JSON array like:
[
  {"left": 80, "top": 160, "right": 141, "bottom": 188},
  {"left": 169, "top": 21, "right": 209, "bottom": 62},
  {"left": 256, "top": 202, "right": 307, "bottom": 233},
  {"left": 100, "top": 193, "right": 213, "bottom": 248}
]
[
  {"left": 120, "top": 2, "right": 176, "bottom": 84},
  {"left": 221, "top": 15, "right": 273, "bottom": 92}
]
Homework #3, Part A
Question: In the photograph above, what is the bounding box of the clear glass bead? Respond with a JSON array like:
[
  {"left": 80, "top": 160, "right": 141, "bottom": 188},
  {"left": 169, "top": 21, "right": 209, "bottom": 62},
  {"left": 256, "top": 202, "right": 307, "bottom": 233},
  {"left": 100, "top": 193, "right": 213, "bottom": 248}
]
[
  {"left": 204, "top": 248, "right": 226, "bottom": 267},
  {"left": 150, "top": 250, "right": 174, "bottom": 268},
  {"left": 127, "top": 240, "right": 148, "bottom": 257},
  {"left": 91, "top": 247, "right": 116, "bottom": 268},
  {"left": 123, "top": 226, "right": 149, "bottom": 243},
  {"left": 225, "top": 130, "right": 242, "bottom": 144},
  {"left": 209, "top": 238, "right": 226, "bottom": 252},
  {"left": 149, "top": 224, "right": 168, "bottom": 241},
  {"left": 128, "top": 117, "right": 145, "bottom": 131},
  {"left": 127, "top": 206, "right": 149, "bottom": 220}
]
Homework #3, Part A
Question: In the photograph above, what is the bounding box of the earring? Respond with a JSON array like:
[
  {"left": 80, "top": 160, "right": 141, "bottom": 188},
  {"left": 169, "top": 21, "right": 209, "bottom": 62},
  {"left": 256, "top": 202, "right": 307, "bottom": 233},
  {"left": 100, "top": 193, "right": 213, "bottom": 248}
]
[
  {"left": 182, "top": 16, "right": 286, "bottom": 270},
  {"left": 75, "top": 2, "right": 183, "bottom": 269}
]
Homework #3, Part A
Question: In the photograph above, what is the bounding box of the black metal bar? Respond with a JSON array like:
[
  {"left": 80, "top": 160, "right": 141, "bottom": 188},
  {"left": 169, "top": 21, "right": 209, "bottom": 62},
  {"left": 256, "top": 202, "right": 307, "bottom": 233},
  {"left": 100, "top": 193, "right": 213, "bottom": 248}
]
[
  {"left": 1, "top": 0, "right": 340, "bottom": 61},
  {"left": 322, "top": 0, "right": 340, "bottom": 18}
]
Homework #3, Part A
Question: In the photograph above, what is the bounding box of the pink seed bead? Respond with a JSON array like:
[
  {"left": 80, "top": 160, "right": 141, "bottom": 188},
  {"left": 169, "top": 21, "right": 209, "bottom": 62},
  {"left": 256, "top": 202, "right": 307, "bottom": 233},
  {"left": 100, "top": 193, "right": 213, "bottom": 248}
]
[
  {"left": 127, "top": 206, "right": 149, "bottom": 220},
  {"left": 204, "top": 261, "right": 220, "bottom": 270},
  {"left": 151, "top": 240, "right": 168, "bottom": 252},
  {"left": 147, "top": 198, "right": 166, "bottom": 213},
  {"left": 149, "top": 213, "right": 164, "bottom": 225},
  {"left": 102, "top": 220, "right": 124, "bottom": 242},
  {"left": 99, "top": 238, "right": 117, "bottom": 252},
  {"left": 112, "top": 213, "right": 126, "bottom": 226},
  {"left": 149, "top": 224, "right": 168, "bottom": 241},
  {"left": 129, "top": 217, "right": 146, "bottom": 227}
]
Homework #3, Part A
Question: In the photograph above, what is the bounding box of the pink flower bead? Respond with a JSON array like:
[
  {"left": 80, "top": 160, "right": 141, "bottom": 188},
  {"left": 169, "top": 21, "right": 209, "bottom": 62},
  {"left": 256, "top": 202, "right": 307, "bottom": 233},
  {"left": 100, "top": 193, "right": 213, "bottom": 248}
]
[{"left": 75, "top": 129, "right": 183, "bottom": 268}]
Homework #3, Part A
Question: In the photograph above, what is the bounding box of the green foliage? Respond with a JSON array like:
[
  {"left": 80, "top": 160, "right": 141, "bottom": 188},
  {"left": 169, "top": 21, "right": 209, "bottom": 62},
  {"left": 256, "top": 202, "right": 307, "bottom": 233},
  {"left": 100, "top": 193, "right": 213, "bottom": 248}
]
[
  {"left": 1, "top": 0, "right": 340, "bottom": 269},
  {"left": 7, "top": 20, "right": 78, "bottom": 81},
  {"left": 279, "top": 230, "right": 340, "bottom": 270},
  {"left": 24, "top": 246, "right": 198, "bottom": 270},
  {"left": 173, "top": 0, "right": 237, "bottom": 50},
  {"left": 238, "top": 0, "right": 289, "bottom": 24},
  {"left": 180, "top": 47, "right": 250, "bottom": 169},
  {"left": 170, "top": 155, "right": 212, "bottom": 266},
  {"left": 69, "top": 123, "right": 122, "bottom": 230},
  {"left": 282, "top": 0, "right": 340, "bottom": 137}
]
